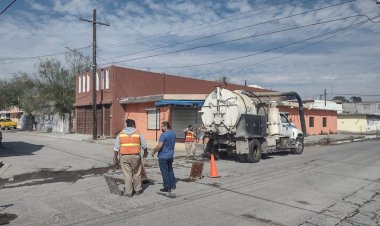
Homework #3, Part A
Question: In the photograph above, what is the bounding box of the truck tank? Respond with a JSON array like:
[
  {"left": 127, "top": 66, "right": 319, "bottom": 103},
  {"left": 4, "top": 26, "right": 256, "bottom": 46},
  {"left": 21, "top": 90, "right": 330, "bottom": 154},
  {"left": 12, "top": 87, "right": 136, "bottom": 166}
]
[{"left": 200, "top": 87, "right": 257, "bottom": 135}]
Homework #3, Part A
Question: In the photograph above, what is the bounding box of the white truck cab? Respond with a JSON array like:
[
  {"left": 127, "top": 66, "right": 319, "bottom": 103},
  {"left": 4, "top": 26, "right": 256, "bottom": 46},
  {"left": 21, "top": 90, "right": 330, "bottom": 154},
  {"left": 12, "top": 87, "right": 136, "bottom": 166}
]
[{"left": 279, "top": 113, "right": 303, "bottom": 139}]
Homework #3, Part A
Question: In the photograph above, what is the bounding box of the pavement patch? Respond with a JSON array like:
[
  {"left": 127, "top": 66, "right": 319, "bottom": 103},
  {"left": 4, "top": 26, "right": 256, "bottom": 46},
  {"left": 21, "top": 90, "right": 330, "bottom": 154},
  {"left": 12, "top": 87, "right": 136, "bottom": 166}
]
[
  {"left": 241, "top": 214, "right": 286, "bottom": 226},
  {"left": 0, "top": 165, "right": 117, "bottom": 188},
  {"left": 0, "top": 213, "right": 18, "bottom": 225}
]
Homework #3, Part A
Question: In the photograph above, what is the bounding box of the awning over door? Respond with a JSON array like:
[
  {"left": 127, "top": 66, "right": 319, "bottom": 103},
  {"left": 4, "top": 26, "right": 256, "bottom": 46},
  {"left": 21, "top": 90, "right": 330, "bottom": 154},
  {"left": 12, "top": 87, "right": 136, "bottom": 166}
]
[{"left": 155, "top": 100, "right": 204, "bottom": 108}]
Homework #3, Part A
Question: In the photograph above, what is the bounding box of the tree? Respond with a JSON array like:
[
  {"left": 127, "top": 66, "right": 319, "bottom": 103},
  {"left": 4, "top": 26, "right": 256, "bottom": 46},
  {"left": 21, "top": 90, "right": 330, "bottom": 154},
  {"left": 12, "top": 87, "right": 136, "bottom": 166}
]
[
  {"left": 65, "top": 49, "right": 91, "bottom": 79},
  {"left": 0, "top": 80, "right": 10, "bottom": 110},
  {"left": 350, "top": 96, "right": 362, "bottom": 103},
  {"left": 37, "top": 51, "right": 90, "bottom": 132},
  {"left": 4, "top": 73, "right": 47, "bottom": 130},
  {"left": 38, "top": 59, "right": 73, "bottom": 116},
  {"left": 332, "top": 96, "right": 349, "bottom": 104}
]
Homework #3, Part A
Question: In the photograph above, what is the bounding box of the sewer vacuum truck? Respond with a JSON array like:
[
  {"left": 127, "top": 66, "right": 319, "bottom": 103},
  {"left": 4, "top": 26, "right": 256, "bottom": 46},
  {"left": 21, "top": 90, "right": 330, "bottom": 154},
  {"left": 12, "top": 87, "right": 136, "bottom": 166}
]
[{"left": 200, "top": 87, "right": 307, "bottom": 163}]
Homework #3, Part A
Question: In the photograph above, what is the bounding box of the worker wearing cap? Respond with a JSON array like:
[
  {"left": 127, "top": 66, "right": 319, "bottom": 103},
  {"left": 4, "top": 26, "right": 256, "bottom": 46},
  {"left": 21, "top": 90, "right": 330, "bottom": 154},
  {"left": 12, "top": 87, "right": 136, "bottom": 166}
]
[
  {"left": 114, "top": 119, "right": 148, "bottom": 197},
  {"left": 184, "top": 125, "right": 196, "bottom": 160}
]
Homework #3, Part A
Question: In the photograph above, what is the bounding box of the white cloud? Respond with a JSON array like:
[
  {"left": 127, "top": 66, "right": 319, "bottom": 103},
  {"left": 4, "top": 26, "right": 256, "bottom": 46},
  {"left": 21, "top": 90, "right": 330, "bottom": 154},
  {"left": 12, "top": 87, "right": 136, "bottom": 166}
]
[
  {"left": 0, "top": 0, "right": 379, "bottom": 100},
  {"left": 26, "top": 0, "right": 49, "bottom": 11},
  {"left": 52, "top": 0, "right": 99, "bottom": 16},
  {"left": 226, "top": 0, "right": 252, "bottom": 13}
]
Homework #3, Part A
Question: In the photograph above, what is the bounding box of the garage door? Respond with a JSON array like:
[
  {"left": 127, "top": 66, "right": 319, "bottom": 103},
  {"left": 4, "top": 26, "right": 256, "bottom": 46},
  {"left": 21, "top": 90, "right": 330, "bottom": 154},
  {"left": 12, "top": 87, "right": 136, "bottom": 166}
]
[
  {"left": 171, "top": 108, "right": 202, "bottom": 139},
  {"left": 76, "top": 105, "right": 104, "bottom": 135}
]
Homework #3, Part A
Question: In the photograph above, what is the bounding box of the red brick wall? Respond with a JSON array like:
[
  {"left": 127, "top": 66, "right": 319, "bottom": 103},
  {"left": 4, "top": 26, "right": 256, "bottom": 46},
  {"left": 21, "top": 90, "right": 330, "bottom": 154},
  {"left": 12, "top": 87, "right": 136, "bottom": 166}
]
[{"left": 75, "top": 65, "right": 272, "bottom": 137}]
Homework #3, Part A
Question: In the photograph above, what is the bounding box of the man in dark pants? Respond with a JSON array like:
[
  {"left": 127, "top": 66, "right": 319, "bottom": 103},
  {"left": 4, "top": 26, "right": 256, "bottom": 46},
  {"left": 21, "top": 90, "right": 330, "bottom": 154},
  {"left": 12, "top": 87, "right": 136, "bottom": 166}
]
[{"left": 152, "top": 121, "right": 176, "bottom": 193}]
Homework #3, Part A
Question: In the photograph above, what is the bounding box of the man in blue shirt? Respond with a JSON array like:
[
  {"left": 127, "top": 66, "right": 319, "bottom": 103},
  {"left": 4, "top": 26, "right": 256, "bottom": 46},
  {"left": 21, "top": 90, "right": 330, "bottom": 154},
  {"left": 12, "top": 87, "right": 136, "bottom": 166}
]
[{"left": 152, "top": 121, "right": 176, "bottom": 193}]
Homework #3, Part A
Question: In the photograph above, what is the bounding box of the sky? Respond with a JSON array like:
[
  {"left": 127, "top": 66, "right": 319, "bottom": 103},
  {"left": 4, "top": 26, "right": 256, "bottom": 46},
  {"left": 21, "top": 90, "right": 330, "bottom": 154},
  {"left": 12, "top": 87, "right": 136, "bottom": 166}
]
[{"left": 0, "top": 0, "right": 379, "bottom": 101}]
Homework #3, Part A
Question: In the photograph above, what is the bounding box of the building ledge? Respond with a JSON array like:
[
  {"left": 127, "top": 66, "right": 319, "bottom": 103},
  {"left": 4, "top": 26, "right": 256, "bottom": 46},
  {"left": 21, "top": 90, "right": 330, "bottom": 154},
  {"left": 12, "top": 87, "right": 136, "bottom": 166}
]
[{"left": 119, "top": 94, "right": 207, "bottom": 104}]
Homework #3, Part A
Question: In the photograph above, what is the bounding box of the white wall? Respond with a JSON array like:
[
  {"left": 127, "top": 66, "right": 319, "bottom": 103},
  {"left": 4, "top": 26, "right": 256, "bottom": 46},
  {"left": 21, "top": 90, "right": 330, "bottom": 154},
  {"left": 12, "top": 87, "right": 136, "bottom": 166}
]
[{"left": 20, "top": 113, "right": 70, "bottom": 133}]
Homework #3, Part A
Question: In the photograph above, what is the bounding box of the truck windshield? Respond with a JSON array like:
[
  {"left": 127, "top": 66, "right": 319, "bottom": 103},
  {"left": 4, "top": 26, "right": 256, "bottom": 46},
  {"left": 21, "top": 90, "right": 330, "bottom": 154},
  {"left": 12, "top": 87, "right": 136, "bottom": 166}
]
[{"left": 280, "top": 114, "right": 290, "bottom": 124}]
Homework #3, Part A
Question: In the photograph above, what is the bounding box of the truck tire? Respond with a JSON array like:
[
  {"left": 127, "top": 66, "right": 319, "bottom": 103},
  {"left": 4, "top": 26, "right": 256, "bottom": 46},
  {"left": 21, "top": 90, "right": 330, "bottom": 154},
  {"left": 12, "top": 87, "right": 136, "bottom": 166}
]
[
  {"left": 247, "top": 139, "right": 262, "bottom": 163},
  {"left": 291, "top": 137, "right": 304, "bottom": 154}
]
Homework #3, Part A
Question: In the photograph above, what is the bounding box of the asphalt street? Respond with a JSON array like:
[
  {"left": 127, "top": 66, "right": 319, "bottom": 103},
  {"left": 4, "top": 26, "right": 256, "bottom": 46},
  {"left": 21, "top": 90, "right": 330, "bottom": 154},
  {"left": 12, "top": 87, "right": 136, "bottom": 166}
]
[{"left": 0, "top": 131, "right": 379, "bottom": 226}]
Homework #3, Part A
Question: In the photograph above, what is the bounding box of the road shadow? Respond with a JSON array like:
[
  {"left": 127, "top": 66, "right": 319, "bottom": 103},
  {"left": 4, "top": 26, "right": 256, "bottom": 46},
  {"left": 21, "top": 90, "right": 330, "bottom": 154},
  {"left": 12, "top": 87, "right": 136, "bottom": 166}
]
[
  {"left": 261, "top": 151, "right": 291, "bottom": 161},
  {"left": 0, "top": 142, "right": 43, "bottom": 157},
  {"left": 201, "top": 150, "right": 292, "bottom": 163},
  {"left": 113, "top": 177, "right": 155, "bottom": 194}
]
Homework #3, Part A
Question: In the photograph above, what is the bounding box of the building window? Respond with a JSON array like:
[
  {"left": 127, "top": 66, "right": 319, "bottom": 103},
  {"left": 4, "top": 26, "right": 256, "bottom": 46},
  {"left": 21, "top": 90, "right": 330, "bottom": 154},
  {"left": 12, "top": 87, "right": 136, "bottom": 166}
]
[
  {"left": 96, "top": 72, "right": 99, "bottom": 90},
  {"left": 86, "top": 74, "right": 90, "bottom": 92},
  {"left": 78, "top": 76, "right": 82, "bottom": 93},
  {"left": 100, "top": 70, "right": 105, "bottom": 90},
  {"left": 82, "top": 75, "right": 86, "bottom": 93},
  {"left": 309, "top": 117, "right": 314, "bottom": 127},
  {"left": 147, "top": 109, "right": 160, "bottom": 130},
  {"left": 322, "top": 117, "right": 327, "bottom": 127},
  {"left": 105, "top": 70, "right": 109, "bottom": 89}
]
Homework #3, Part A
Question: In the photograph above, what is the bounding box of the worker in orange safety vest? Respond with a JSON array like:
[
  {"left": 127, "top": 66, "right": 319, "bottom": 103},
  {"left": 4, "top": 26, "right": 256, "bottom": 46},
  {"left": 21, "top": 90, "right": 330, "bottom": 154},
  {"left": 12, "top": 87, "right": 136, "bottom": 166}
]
[
  {"left": 184, "top": 124, "right": 196, "bottom": 160},
  {"left": 114, "top": 119, "right": 148, "bottom": 197}
]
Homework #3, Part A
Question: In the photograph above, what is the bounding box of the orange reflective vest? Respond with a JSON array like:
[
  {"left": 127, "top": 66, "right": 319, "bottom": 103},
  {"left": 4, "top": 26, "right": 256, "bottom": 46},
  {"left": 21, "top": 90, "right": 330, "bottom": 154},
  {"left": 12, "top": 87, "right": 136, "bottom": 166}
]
[
  {"left": 185, "top": 131, "right": 195, "bottom": 142},
  {"left": 119, "top": 131, "right": 141, "bottom": 155}
]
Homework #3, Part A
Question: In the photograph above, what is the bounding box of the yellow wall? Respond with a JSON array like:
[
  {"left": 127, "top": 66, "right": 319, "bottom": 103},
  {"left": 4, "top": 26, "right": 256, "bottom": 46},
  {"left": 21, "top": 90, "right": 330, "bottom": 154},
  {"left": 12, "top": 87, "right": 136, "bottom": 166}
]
[{"left": 337, "top": 115, "right": 367, "bottom": 133}]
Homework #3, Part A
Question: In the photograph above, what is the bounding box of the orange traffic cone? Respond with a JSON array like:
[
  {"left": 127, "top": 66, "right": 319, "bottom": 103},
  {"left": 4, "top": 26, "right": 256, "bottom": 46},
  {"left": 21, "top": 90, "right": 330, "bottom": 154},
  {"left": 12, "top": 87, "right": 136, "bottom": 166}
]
[{"left": 210, "top": 154, "right": 219, "bottom": 178}]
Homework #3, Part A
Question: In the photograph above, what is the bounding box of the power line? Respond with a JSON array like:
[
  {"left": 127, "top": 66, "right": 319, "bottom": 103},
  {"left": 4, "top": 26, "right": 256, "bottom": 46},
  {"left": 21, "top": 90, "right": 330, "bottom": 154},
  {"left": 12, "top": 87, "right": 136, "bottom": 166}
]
[
  {"left": 99, "top": 0, "right": 357, "bottom": 62},
  {"left": 0, "top": 0, "right": 16, "bottom": 16},
  {"left": 0, "top": 0, "right": 358, "bottom": 70},
  {"left": 115, "top": 18, "right": 369, "bottom": 71},
  {"left": 98, "top": 0, "right": 300, "bottom": 49},
  {"left": 0, "top": 45, "right": 91, "bottom": 65},
  {"left": 334, "top": 94, "right": 380, "bottom": 96},
  {"left": 228, "top": 20, "right": 369, "bottom": 71},
  {"left": 100, "top": 14, "right": 368, "bottom": 66}
]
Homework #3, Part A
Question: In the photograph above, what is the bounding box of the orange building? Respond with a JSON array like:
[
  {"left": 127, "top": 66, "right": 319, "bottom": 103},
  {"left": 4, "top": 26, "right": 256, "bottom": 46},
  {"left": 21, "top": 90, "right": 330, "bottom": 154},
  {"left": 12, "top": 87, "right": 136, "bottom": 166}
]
[{"left": 278, "top": 103, "right": 338, "bottom": 135}]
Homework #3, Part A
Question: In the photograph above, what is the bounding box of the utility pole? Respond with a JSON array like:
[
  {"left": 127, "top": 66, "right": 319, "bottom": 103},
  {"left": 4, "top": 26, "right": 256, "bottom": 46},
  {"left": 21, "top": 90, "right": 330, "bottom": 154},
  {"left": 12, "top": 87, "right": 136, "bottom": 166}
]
[
  {"left": 80, "top": 9, "right": 110, "bottom": 140},
  {"left": 324, "top": 89, "right": 327, "bottom": 107}
]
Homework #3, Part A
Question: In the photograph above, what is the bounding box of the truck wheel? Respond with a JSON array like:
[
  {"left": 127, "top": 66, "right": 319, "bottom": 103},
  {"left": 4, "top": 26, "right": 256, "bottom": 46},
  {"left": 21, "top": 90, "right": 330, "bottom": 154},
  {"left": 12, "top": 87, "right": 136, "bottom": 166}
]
[
  {"left": 247, "top": 139, "right": 262, "bottom": 163},
  {"left": 291, "top": 137, "right": 304, "bottom": 154}
]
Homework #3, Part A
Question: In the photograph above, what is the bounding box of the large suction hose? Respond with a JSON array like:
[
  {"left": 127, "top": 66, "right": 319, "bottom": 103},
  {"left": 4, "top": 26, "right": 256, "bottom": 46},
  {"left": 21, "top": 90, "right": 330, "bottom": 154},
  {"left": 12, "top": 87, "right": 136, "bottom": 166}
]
[{"left": 249, "top": 91, "right": 307, "bottom": 135}]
